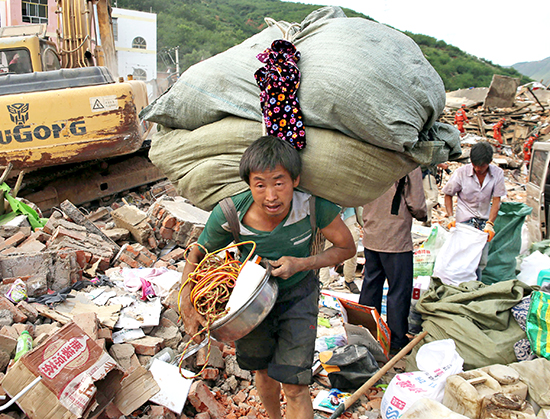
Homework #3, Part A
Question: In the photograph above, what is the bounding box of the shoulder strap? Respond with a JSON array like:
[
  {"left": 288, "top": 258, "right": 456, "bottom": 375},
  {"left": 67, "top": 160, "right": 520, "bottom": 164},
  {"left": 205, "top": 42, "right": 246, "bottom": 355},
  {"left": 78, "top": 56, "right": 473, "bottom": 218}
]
[
  {"left": 309, "top": 195, "right": 316, "bottom": 233},
  {"left": 391, "top": 176, "right": 407, "bottom": 216},
  {"left": 219, "top": 198, "right": 240, "bottom": 243}
]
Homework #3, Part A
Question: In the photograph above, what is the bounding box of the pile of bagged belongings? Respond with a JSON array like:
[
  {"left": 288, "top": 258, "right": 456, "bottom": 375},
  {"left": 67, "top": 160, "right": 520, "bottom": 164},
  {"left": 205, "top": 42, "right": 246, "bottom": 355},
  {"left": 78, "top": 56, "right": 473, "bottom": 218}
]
[{"left": 141, "top": 6, "right": 462, "bottom": 211}]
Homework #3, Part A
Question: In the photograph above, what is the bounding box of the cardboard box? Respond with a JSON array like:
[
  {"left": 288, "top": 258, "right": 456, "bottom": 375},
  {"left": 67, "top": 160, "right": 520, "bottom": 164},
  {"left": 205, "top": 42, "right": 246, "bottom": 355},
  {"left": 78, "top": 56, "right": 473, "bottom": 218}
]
[
  {"left": 321, "top": 292, "right": 391, "bottom": 360},
  {"left": 2, "top": 322, "right": 124, "bottom": 419}
]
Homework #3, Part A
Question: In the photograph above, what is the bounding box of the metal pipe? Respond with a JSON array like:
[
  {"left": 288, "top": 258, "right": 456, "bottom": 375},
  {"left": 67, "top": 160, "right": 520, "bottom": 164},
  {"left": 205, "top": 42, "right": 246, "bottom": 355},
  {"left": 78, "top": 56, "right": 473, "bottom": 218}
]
[{"left": 0, "top": 376, "right": 43, "bottom": 412}]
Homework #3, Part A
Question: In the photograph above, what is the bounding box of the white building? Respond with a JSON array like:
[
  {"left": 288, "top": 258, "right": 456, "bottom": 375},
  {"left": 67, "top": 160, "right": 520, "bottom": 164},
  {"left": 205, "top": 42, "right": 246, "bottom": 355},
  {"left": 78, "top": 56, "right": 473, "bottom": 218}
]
[{"left": 112, "top": 7, "right": 156, "bottom": 84}]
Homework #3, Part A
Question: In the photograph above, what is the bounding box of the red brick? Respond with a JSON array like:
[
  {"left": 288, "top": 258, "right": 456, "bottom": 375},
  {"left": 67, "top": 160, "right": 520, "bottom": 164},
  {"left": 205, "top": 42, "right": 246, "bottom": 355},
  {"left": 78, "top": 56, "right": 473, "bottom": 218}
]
[
  {"left": 125, "top": 245, "right": 140, "bottom": 257},
  {"left": 188, "top": 381, "right": 227, "bottom": 419},
  {"left": 159, "top": 227, "right": 173, "bottom": 240},
  {"left": 136, "top": 252, "right": 155, "bottom": 267},
  {"left": 160, "top": 247, "right": 186, "bottom": 262},
  {"left": 222, "top": 345, "right": 235, "bottom": 358},
  {"left": 0, "top": 231, "right": 28, "bottom": 251},
  {"left": 52, "top": 226, "right": 86, "bottom": 242},
  {"left": 195, "top": 413, "right": 211, "bottom": 419},
  {"left": 74, "top": 250, "right": 92, "bottom": 269},
  {"left": 0, "top": 296, "right": 27, "bottom": 323},
  {"left": 119, "top": 253, "right": 139, "bottom": 268},
  {"left": 147, "top": 235, "right": 158, "bottom": 249},
  {"left": 151, "top": 204, "right": 160, "bottom": 218},
  {"left": 1, "top": 276, "right": 30, "bottom": 285},
  {"left": 157, "top": 208, "right": 166, "bottom": 219},
  {"left": 16, "top": 301, "right": 38, "bottom": 323},
  {"left": 233, "top": 390, "right": 247, "bottom": 404},
  {"left": 162, "top": 216, "right": 176, "bottom": 229},
  {"left": 202, "top": 368, "right": 219, "bottom": 381}
]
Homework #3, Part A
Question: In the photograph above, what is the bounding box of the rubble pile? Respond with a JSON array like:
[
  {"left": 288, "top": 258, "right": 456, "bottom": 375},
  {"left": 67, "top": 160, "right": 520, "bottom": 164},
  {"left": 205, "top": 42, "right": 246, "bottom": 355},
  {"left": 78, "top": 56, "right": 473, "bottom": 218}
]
[
  {"left": 0, "top": 181, "right": 382, "bottom": 419},
  {"left": 440, "top": 83, "right": 550, "bottom": 165}
]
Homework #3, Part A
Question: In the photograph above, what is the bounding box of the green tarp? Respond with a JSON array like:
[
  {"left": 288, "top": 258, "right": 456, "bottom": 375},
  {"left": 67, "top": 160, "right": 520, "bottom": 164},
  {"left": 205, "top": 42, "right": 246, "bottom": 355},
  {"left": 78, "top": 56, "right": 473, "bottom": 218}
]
[
  {"left": 482, "top": 202, "right": 532, "bottom": 285},
  {"left": 407, "top": 278, "right": 533, "bottom": 371}
]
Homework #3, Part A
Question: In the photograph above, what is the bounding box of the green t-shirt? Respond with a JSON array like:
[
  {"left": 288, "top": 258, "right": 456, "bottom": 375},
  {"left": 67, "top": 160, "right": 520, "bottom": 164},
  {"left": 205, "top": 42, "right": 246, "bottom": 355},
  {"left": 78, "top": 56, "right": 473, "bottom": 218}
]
[{"left": 198, "top": 190, "right": 340, "bottom": 289}]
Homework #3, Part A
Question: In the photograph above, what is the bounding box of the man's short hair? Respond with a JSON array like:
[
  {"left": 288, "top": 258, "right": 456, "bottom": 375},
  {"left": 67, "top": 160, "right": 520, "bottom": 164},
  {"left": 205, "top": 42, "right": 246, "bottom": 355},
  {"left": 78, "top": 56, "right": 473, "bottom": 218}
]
[
  {"left": 470, "top": 142, "right": 493, "bottom": 166},
  {"left": 240, "top": 136, "right": 302, "bottom": 184}
]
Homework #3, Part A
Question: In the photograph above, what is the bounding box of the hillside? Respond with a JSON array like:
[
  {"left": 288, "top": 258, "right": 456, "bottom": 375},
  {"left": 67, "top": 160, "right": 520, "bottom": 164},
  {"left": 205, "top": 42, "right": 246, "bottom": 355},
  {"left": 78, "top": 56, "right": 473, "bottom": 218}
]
[
  {"left": 117, "top": 0, "right": 531, "bottom": 91},
  {"left": 513, "top": 56, "right": 550, "bottom": 86}
]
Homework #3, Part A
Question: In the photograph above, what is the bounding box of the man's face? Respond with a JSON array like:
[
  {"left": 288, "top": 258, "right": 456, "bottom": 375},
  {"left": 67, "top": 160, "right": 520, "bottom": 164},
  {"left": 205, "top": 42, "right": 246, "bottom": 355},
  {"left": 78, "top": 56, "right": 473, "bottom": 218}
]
[
  {"left": 249, "top": 164, "right": 299, "bottom": 219},
  {"left": 472, "top": 163, "right": 489, "bottom": 176}
]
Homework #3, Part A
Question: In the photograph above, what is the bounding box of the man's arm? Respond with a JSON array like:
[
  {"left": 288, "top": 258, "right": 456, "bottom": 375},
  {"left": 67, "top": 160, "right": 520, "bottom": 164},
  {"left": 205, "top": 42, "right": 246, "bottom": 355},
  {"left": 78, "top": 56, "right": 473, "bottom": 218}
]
[
  {"left": 269, "top": 216, "right": 356, "bottom": 279},
  {"left": 180, "top": 245, "right": 208, "bottom": 342},
  {"left": 444, "top": 194, "right": 454, "bottom": 217},
  {"left": 488, "top": 196, "right": 501, "bottom": 224}
]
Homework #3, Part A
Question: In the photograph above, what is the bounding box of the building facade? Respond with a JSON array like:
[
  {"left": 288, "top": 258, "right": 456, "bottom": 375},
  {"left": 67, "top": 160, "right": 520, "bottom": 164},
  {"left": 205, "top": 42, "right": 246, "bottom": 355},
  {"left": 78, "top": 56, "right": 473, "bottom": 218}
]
[
  {"left": 1, "top": 1, "right": 157, "bottom": 84},
  {"left": 112, "top": 7, "right": 156, "bottom": 83}
]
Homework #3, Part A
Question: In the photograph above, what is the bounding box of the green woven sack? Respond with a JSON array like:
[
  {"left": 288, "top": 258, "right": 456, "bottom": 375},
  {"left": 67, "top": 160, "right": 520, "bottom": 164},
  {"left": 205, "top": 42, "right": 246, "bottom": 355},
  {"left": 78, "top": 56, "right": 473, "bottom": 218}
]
[{"left": 526, "top": 291, "right": 550, "bottom": 360}]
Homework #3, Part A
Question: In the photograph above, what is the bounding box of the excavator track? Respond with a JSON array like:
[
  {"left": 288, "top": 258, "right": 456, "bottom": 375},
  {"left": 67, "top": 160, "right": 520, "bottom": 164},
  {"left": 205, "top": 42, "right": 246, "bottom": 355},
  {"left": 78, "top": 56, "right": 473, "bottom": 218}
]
[{"left": 14, "top": 150, "right": 166, "bottom": 216}]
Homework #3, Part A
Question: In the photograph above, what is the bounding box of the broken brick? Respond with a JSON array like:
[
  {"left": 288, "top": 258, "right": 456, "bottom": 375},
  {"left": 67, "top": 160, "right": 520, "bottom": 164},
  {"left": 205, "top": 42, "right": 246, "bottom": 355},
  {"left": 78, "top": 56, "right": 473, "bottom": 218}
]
[
  {"left": 119, "top": 253, "right": 140, "bottom": 269},
  {"left": 0, "top": 231, "right": 29, "bottom": 252},
  {"left": 0, "top": 296, "right": 27, "bottom": 323},
  {"left": 188, "top": 380, "right": 227, "bottom": 419},
  {"left": 160, "top": 247, "right": 186, "bottom": 262}
]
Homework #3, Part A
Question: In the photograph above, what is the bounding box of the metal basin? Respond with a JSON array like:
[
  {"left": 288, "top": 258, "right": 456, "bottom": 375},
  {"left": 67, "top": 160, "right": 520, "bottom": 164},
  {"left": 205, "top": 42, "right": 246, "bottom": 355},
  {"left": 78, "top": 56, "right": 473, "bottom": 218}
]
[{"left": 210, "top": 264, "right": 278, "bottom": 343}]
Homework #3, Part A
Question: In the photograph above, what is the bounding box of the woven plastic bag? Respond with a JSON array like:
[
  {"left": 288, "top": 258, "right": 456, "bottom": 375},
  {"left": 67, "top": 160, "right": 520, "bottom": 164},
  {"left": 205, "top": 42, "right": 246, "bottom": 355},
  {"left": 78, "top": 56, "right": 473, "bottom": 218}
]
[
  {"left": 526, "top": 291, "right": 550, "bottom": 360},
  {"left": 148, "top": 117, "right": 419, "bottom": 211},
  {"left": 141, "top": 6, "right": 461, "bottom": 164}
]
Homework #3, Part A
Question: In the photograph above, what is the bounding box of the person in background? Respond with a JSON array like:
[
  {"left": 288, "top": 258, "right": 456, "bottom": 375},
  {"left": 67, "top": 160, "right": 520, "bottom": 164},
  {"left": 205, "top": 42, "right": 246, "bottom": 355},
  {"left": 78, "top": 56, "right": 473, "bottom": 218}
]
[
  {"left": 180, "top": 136, "right": 355, "bottom": 419},
  {"left": 319, "top": 207, "right": 363, "bottom": 294},
  {"left": 359, "top": 167, "right": 427, "bottom": 355},
  {"left": 493, "top": 118, "right": 507, "bottom": 149},
  {"left": 454, "top": 104, "right": 468, "bottom": 135},
  {"left": 421, "top": 163, "right": 451, "bottom": 227},
  {"left": 442, "top": 141, "right": 507, "bottom": 280}
]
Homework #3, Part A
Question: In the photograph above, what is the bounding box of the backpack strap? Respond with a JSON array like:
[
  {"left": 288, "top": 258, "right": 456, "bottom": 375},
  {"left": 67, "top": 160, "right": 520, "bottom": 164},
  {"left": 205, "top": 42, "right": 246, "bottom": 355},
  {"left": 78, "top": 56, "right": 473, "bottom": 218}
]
[
  {"left": 219, "top": 197, "right": 240, "bottom": 243},
  {"left": 309, "top": 195, "right": 317, "bottom": 234},
  {"left": 391, "top": 176, "right": 407, "bottom": 216}
]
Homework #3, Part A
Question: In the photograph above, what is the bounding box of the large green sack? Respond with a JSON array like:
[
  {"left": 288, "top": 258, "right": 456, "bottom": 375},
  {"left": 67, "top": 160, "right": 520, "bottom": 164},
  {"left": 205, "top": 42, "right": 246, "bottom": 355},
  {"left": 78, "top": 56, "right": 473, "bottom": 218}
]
[
  {"left": 149, "top": 117, "right": 420, "bottom": 211},
  {"left": 482, "top": 202, "right": 532, "bottom": 285},
  {"left": 407, "top": 278, "right": 532, "bottom": 371},
  {"left": 142, "top": 6, "right": 461, "bottom": 164}
]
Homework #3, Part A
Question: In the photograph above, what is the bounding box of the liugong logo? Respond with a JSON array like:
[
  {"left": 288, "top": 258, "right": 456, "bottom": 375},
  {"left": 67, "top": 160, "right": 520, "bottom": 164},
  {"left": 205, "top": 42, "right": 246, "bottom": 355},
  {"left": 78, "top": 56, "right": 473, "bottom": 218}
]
[
  {"left": 2, "top": 102, "right": 86, "bottom": 144},
  {"left": 7, "top": 103, "right": 29, "bottom": 125}
]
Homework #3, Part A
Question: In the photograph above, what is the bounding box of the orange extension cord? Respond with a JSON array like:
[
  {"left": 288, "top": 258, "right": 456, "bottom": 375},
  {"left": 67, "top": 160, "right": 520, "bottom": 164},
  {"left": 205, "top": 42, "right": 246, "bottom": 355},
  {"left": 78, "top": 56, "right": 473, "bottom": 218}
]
[{"left": 177, "top": 241, "right": 256, "bottom": 379}]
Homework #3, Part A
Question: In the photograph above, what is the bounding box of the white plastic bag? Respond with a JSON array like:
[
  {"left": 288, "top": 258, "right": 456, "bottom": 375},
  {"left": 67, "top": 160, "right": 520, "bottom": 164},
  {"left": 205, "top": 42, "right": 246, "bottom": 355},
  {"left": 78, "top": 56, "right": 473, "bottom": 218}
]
[
  {"left": 517, "top": 250, "right": 550, "bottom": 286},
  {"left": 414, "top": 225, "right": 449, "bottom": 277},
  {"left": 433, "top": 223, "right": 487, "bottom": 286},
  {"left": 381, "top": 339, "right": 464, "bottom": 419}
]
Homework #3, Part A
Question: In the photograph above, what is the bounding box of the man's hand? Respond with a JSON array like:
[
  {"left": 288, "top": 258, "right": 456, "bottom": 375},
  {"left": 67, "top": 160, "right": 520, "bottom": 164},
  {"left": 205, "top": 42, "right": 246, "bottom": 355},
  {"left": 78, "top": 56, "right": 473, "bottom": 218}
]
[
  {"left": 484, "top": 222, "right": 495, "bottom": 242},
  {"left": 443, "top": 215, "right": 455, "bottom": 229},
  {"left": 180, "top": 293, "right": 208, "bottom": 343},
  {"left": 269, "top": 256, "right": 302, "bottom": 279}
]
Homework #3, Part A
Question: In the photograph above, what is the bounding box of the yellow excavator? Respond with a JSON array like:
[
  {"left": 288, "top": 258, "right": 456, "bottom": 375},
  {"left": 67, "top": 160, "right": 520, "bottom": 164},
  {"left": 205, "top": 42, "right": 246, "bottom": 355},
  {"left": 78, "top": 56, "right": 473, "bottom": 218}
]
[{"left": 0, "top": 0, "right": 163, "bottom": 213}]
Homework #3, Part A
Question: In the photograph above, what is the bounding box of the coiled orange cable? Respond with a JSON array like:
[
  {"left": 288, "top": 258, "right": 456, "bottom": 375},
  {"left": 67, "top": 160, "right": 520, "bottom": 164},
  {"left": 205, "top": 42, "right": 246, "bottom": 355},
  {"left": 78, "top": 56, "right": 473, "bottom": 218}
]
[{"left": 177, "top": 241, "right": 257, "bottom": 378}]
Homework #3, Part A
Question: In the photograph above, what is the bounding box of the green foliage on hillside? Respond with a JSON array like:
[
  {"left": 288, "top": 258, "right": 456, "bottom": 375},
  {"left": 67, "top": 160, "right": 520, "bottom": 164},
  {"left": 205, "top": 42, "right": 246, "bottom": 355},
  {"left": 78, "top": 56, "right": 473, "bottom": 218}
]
[
  {"left": 117, "top": 0, "right": 531, "bottom": 90},
  {"left": 409, "top": 33, "right": 531, "bottom": 90}
]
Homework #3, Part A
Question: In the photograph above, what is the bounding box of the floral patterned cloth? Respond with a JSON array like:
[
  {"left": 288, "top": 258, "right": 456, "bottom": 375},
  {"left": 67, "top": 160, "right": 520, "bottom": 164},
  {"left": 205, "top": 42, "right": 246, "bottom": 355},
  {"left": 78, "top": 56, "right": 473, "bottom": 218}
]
[{"left": 254, "top": 39, "right": 306, "bottom": 150}]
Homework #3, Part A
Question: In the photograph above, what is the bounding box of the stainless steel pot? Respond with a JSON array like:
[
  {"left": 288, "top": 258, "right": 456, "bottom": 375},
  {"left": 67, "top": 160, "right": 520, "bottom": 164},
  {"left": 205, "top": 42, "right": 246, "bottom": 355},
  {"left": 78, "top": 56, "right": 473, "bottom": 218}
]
[{"left": 210, "top": 264, "right": 278, "bottom": 343}]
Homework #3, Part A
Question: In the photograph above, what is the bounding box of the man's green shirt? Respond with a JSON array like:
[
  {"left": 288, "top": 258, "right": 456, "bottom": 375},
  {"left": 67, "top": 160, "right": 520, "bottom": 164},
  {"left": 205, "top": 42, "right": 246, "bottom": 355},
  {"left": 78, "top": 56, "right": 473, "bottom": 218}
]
[{"left": 198, "top": 190, "right": 340, "bottom": 289}]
